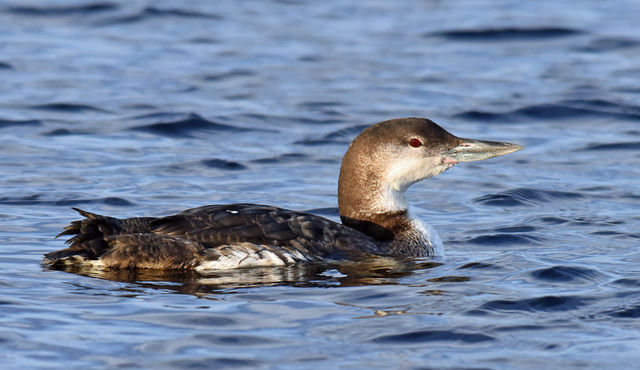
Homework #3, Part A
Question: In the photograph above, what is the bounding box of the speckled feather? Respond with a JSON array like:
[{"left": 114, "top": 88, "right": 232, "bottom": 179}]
[{"left": 45, "top": 204, "right": 382, "bottom": 270}]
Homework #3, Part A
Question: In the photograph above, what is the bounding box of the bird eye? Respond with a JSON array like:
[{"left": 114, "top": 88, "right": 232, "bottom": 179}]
[{"left": 409, "top": 138, "right": 422, "bottom": 148}]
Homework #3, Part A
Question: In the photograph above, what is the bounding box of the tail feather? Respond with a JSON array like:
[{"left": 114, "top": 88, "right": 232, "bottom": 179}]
[
  {"left": 45, "top": 208, "right": 156, "bottom": 267},
  {"left": 72, "top": 207, "right": 100, "bottom": 219}
]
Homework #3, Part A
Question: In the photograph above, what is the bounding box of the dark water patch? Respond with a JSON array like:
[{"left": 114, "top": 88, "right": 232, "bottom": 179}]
[
  {"left": 193, "top": 333, "right": 277, "bottom": 346},
  {"left": 428, "top": 27, "right": 582, "bottom": 41},
  {"left": 454, "top": 110, "right": 507, "bottom": 122},
  {"left": 130, "top": 113, "right": 249, "bottom": 137},
  {"left": 568, "top": 216, "right": 624, "bottom": 227},
  {"left": 131, "top": 111, "right": 187, "bottom": 121},
  {"left": 590, "top": 230, "right": 625, "bottom": 236},
  {"left": 603, "top": 304, "right": 640, "bottom": 318},
  {"left": 175, "top": 315, "right": 237, "bottom": 327},
  {"left": 579, "top": 186, "right": 612, "bottom": 192},
  {"left": 203, "top": 69, "right": 255, "bottom": 81},
  {"left": 0, "top": 62, "right": 13, "bottom": 69},
  {"left": 294, "top": 138, "right": 345, "bottom": 146},
  {"left": 467, "top": 233, "right": 540, "bottom": 246},
  {"left": 251, "top": 153, "right": 307, "bottom": 164},
  {"left": 6, "top": 2, "right": 118, "bottom": 16},
  {"left": 480, "top": 295, "right": 589, "bottom": 312},
  {"left": 516, "top": 101, "right": 640, "bottom": 120},
  {"left": 297, "top": 101, "right": 345, "bottom": 110},
  {"left": 530, "top": 265, "right": 600, "bottom": 283},
  {"left": 457, "top": 262, "right": 499, "bottom": 270},
  {"left": 493, "top": 324, "right": 548, "bottom": 332},
  {"left": 371, "top": 330, "right": 493, "bottom": 344},
  {"left": 611, "top": 278, "right": 640, "bottom": 287},
  {"left": 296, "top": 117, "right": 344, "bottom": 125},
  {"left": 123, "top": 103, "right": 158, "bottom": 110},
  {"left": 189, "top": 37, "right": 219, "bottom": 44},
  {"left": 0, "top": 194, "right": 133, "bottom": 206},
  {"left": 29, "top": 103, "right": 109, "bottom": 113},
  {"left": 201, "top": 159, "right": 246, "bottom": 170},
  {"left": 539, "top": 216, "right": 569, "bottom": 224},
  {"left": 224, "top": 93, "right": 254, "bottom": 100},
  {"left": 494, "top": 225, "right": 536, "bottom": 233},
  {"left": 299, "top": 55, "right": 323, "bottom": 62},
  {"left": 42, "top": 128, "right": 87, "bottom": 136},
  {"left": 455, "top": 99, "right": 640, "bottom": 122},
  {"left": 97, "top": 6, "right": 222, "bottom": 25},
  {"left": 427, "top": 275, "right": 470, "bottom": 283},
  {"left": 580, "top": 142, "right": 640, "bottom": 151},
  {"left": 0, "top": 118, "right": 41, "bottom": 128},
  {"left": 474, "top": 187, "right": 583, "bottom": 207},
  {"left": 168, "top": 357, "right": 261, "bottom": 369},
  {"left": 576, "top": 37, "right": 640, "bottom": 52}
]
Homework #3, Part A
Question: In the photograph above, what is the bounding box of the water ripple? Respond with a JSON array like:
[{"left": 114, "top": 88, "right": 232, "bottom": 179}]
[
  {"left": 97, "top": 6, "right": 222, "bottom": 25},
  {"left": 530, "top": 265, "right": 600, "bottom": 283},
  {"left": 580, "top": 142, "right": 640, "bottom": 151},
  {"left": 474, "top": 187, "right": 583, "bottom": 207},
  {"left": 200, "top": 159, "right": 247, "bottom": 170},
  {"left": 167, "top": 358, "right": 261, "bottom": 368},
  {"left": 371, "top": 329, "right": 493, "bottom": 344},
  {"left": 251, "top": 153, "right": 308, "bottom": 164},
  {"left": 575, "top": 37, "right": 640, "bottom": 52},
  {"left": 428, "top": 27, "right": 582, "bottom": 41},
  {"left": 467, "top": 233, "right": 541, "bottom": 246},
  {"left": 28, "top": 103, "right": 109, "bottom": 113},
  {"left": 130, "top": 113, "right": 249, "bottom": 137},
  {"left": 479, "top": 295, "right": 590, "bottom": 312},
  {"left": 455, "top": 99, "right": 640, "bottom": 122},
  {"left": 0, "top": 118, "right": 41, "bottom": 128},
  {"left": 6, "top": 2, "right": 118, "bottom": 16},
  {"left": 0, "top": 195, "right": 133, "bottom": 206},
  {"left": 602, "top": 304, "right": 640, "bottom": 318},
  {"left": 202, "top": 69, "right": 255, "bottom": 81}
]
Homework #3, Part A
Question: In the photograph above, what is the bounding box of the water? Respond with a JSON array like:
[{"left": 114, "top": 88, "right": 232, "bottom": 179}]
[{"left": 1, "top": 1, "right": 639, "bottom": 368}]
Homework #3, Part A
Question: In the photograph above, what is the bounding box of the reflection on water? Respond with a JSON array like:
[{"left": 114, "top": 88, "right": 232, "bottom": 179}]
[{"left": 45, "top": 257, "right": 445, "bottom": 294}]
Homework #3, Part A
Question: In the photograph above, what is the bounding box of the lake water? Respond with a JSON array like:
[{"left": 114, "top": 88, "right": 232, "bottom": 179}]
[{"left": 1, "top": 1, "right": 639, "bottom": 368}]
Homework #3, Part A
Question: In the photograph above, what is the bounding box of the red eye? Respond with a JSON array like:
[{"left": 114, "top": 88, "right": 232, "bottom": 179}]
[{"left": 409, "top": 138, "right": 422, "bottom": 148}]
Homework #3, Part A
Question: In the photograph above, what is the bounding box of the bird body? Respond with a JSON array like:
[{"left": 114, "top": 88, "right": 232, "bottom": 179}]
[{"left": 44, "top": 118, "right": 522, "bottom": 271}]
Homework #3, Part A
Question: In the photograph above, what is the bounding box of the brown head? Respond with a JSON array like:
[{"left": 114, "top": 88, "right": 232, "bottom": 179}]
[{"left": 338, "top": 118, "right": 523, "bottom": 225}]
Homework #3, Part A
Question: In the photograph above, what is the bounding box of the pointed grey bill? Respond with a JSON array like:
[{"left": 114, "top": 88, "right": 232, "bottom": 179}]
[{"left": 442, "top": 138, "right": 523, "bottom": 162}]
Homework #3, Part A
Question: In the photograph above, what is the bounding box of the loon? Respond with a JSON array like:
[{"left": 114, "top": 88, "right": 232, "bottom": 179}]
[{"left": 43, "top": 118, "right": 522, "bottom": 271}]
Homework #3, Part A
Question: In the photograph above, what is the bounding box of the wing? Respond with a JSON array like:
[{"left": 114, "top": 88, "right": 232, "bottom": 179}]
[{"left": 150, "top": 204, "right": 381, "bottom": 259}]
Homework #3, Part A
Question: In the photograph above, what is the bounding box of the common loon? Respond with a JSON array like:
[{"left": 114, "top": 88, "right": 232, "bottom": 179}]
[{"left": 44, "top": 118, "right": 522, "bottom": 271}]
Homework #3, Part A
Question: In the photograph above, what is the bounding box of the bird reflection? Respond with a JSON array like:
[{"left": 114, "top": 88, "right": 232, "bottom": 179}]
[{"left": 45, "top": 257, "right": 444, "bottom": 296}]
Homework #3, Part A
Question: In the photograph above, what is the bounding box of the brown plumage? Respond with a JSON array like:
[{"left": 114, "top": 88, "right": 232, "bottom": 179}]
[{"left": 44, "top": 204, "right": 382, "bottom": 270}]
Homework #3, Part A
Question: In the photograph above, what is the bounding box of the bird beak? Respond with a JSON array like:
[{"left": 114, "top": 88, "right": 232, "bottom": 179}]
[{"left": 442, "top": 138, "right": 523, "bottom": 162}]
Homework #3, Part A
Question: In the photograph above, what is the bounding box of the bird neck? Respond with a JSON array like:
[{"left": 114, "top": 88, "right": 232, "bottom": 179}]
[
  {"left": 337, "top": 149, "right": 442, "bottom": 257},
  {"left": 338, "top": 159, "right": 412, "bottom": 239}
]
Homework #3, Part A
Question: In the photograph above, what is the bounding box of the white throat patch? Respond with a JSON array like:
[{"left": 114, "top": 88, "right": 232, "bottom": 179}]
[{"left": 385, "top": 156, "right": 454, "bottom": 192}]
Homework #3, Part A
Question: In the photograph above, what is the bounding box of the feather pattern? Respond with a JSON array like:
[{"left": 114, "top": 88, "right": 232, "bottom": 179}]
[{"left": 44, "top": 204, "right": 382, "bottom": 270}]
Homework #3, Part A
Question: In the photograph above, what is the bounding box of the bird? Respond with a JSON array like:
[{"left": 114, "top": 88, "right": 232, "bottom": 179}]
[{"left": 43, "top": 117, "right": 523, "bottom": 271}]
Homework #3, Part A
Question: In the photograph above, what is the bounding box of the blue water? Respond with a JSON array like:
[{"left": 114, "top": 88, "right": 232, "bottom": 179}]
[{"left": 1, "top": 1, "right": 640, "bottom": 368}]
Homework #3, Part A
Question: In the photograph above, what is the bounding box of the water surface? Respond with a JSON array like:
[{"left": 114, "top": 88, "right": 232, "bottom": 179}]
[{"left": 1, "top": 1, "right": 639, "bottom": 368}]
